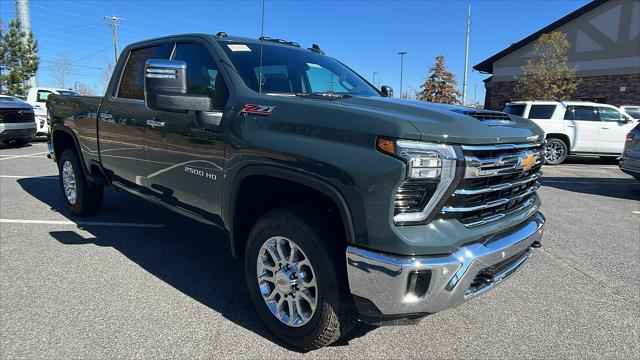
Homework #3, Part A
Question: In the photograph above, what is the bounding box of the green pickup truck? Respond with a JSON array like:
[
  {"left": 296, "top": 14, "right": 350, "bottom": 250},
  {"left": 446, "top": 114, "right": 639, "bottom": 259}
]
[{"left": 47, "top": 33, "right": 546, "bottom": 350}]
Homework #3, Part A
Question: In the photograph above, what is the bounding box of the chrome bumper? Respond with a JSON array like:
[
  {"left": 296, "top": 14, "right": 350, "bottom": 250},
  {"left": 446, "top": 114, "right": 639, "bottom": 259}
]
[{"left": 346, "top": 212, "right": 545, "bottom": 316}]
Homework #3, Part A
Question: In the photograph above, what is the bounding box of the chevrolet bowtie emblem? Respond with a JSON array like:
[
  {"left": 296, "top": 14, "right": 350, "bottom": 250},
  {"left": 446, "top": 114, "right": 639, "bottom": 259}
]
[{"left": 519, "top": 154, "right": 537, "bottom": 171}]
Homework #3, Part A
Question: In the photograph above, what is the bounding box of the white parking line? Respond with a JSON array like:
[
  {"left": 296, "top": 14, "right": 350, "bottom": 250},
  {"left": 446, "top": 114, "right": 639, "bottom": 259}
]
[
  {"left": 0, "top": 175, "right": 57, "bottom": 180},
  {"left": 0, "top": 152, "right": 49, "bottom": 161},
  {"left": 0, "top": 219, "right": 165, "bottom": 228},
  {"left": 632, "top": 211, "right": 640, "bottom": 214}
]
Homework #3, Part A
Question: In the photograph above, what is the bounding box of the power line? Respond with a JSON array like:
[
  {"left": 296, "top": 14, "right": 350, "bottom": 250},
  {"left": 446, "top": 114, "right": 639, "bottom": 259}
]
[{"left": 103, "top": 15, "right": 125, "bottom": 62}]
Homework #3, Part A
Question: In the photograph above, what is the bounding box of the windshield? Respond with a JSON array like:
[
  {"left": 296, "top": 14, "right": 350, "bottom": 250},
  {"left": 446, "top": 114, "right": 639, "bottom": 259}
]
[
  {"left": 504, "top": 104, "right": 526, "bottom": 117},
  {"left": 219, "top": 41, "right": 379, "bottom": 97},
  {"left": 623, "top": 107, "right": 640, "bottom": 119}
]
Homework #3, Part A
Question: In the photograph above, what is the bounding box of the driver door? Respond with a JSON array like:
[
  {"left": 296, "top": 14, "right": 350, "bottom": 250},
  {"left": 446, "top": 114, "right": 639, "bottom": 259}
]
[
  {"left": 597, "top": 106, "right": 635, "bottom": 154},
  {"left": 142, "top": 41, "right": 228, "bottom": 223}
]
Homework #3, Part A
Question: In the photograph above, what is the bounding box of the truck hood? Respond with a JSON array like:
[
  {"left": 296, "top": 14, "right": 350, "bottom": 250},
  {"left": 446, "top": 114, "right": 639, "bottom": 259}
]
[{"left": 334, "top": 96, "right": 544, "bottom": 145}]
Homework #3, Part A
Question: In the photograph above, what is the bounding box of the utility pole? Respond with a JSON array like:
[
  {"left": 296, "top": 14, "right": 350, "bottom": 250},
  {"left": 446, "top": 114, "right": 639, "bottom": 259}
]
[
  {"left": 104, "top": 15, "right": 125, "bottom": 63},
  {"left": 398, "top": 51, "right": 407, "bottom": 99},
  {"left": 15, "top": 0, "right": 37, "bottom": 87},
  {"left": 462, "top": 3, "right": 471, "bottom": 106},
  {"left": 372, "top": 72, "right": 378, "bottom": 88}
]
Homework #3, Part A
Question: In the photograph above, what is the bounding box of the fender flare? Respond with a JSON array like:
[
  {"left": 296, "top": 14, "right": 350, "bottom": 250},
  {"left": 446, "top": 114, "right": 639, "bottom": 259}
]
[
  {"left": 51, "top": 124, "right": 89, "bottom": 172},
  {"left": 225, "top": 164, "right": 357, "bottom": 258}
]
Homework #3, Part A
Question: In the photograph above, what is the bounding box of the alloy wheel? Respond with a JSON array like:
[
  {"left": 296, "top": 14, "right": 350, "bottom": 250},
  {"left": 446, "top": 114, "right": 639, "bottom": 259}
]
[
  {"left": 256, "top": 236, "right": 318, "bottom": 327},
  {"left": 545, "top": 141, "right": 566, "bottom": 164},
  {"left": 62, "top": 160, "right": 77, "bottom": 205}
]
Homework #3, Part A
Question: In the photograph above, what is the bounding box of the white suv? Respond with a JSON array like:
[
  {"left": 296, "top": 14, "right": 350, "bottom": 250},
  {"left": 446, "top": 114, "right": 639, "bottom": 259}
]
[{"left": 504, "top": 101, "right": 637, "bottom": 164}]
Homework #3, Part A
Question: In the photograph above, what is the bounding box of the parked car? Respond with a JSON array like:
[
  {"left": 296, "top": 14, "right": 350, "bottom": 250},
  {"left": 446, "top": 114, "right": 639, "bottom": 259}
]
[
  {"left": 619, "top": 123, "right": 640, "bottom": 180},
  {"left": 504, "top": 101, "right": 637, "bottom": 164},
  {"left": 620, "top": 105, "right": 640, "bottom": 121},
  {"left": 26, "top": 87, "right": 80, "bottom": 137},
  {"left": 48, "top": 33, "right": 546, "bottom": 350},
  {"left": 0, "top": 95, "right": 37, "bottom": 147}
]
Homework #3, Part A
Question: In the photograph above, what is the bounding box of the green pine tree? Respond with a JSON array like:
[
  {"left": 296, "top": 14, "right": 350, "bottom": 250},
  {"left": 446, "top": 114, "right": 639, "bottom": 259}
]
[{"left": 0, "top": 19, "right": 40, "bottom": 97}]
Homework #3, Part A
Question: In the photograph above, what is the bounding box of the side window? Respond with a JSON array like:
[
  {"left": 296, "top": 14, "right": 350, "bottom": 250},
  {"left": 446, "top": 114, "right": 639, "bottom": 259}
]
[
  {"left": 117, "top": 43, "right": 173, "bottom": 100},
  {"left": 528, "top": 105, "right": 556, "bottom": 119},
  {"left": 504, "top": 104, "right": 526, "bottom": 117},
  {"left": 572, "top": 106, "right": 596, "bottom": 121},
  {"left": 563, "top": 106, "right": 574, "bottom": 120},
  {"left": 598, "top": 107, "right": 625, "bottom": 122},
  {"left": 37, "top": 90, "right": 53, "bottom": 102},
  {"left": 172, "top": 43, "right": 229, "bottom": 108}
]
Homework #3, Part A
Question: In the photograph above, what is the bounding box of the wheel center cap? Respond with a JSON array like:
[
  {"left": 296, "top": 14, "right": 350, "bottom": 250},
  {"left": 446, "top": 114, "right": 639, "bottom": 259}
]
[{"left": 275, "top": 270, "right": 293, "bottom": 294}]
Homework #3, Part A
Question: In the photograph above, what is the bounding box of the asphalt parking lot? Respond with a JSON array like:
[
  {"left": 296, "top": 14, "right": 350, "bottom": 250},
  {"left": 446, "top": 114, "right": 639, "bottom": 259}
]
[{"left": 1, "top": 140, "right": 639, "bottom": 359}]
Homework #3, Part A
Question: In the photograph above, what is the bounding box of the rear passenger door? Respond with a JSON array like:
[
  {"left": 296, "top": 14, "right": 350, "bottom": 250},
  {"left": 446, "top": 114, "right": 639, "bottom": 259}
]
[
  {"left": 98, "top": 42, "right": 174, "bottom": 188},
  {"left": 564, "top": 105, "right": 600, "bottom": 152},
  {"left": 142, "top": 41, "right": 228, "bottom": 223}
]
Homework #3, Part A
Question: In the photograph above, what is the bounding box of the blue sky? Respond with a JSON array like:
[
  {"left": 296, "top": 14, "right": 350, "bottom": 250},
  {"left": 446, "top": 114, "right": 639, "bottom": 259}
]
[{"left": 0, "top": 0, "right": 589, "bottom": 102}]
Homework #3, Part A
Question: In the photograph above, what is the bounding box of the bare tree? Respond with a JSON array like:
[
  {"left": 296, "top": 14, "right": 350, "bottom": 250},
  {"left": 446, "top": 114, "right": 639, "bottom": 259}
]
[
  {"left": 50, "top": 56, "right": 72, "bottom": 88},
  {"left": 102, "top": 60, "right": 115, "bottom": 88},
  {"left": 74, "top": 82, "right": 95, "bottom": 95}
]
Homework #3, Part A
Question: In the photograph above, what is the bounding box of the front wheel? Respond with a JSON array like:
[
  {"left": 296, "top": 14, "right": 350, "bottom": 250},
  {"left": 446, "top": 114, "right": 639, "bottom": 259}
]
[
  {"left": 244, "top": 207, "right": 357, "bottom": 351},
  {"left": 544, "top": 138, "right": 568, "bottom": 165}
]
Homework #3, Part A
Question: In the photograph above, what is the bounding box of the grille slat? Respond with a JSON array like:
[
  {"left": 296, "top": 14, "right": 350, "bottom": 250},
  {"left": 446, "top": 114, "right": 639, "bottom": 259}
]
[{"left": 441, "top": 142, "right": 544, "bottom": 227}]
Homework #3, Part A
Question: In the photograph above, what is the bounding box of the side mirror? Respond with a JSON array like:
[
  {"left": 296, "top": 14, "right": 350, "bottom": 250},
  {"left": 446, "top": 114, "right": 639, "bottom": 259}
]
[
  {"left": 144, "top": 59, "right": 212, "bottom": 113},
  {"left": 380, "top": 85, "right": 394, "bottom": 98}
]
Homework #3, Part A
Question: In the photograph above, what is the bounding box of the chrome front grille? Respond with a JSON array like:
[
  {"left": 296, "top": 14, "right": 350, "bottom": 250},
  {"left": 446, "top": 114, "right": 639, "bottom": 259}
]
[{"left": 441, "top": 142, "right": 544, "bottom": 227}]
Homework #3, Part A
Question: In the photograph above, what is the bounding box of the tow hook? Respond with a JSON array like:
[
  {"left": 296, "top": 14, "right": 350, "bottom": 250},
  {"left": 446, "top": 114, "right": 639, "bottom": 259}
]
[{"left": 531, "top": 241, "right": 542, "bottom": 248}]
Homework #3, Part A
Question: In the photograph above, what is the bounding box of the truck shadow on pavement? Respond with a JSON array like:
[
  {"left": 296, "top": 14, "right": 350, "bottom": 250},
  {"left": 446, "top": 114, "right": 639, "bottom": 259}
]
[
  {"left": 540, "top": 177, "right": 640, "bottom": 201},
  {"left": 17, "top": 177, "right": 376, "bottom": 351}
]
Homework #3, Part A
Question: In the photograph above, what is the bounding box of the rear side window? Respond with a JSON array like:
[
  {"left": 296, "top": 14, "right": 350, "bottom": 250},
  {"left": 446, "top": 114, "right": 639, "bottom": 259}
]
[
  {"left": 117, "top": 43, "right": 173, "bottom": 100},
  {"left": 528, "top": 105, "right": 556, "bottom": 119},
  {"left": 504, "top": 104, "right": 526, "bottom": 117},
  {"left": 567, "top": 105, "right": 596, "bottom": 121}
]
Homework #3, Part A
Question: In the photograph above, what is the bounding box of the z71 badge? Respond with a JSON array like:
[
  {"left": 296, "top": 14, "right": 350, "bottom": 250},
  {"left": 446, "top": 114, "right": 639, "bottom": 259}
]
[{"left": 241, "top": 104, "right": 275, "bottom": 115}]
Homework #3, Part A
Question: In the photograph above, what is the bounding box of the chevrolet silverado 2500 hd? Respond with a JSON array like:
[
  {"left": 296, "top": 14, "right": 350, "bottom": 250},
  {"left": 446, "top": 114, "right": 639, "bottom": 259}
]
[{"left": 47, "top": 33, "right": 546, "bottom": 350}]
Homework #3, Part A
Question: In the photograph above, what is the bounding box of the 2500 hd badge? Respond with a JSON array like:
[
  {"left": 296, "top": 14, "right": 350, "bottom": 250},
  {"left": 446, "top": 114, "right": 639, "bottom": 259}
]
[
  {"left": 185, "top": 166, "right": 217, "bottom": 180},
  {"left": 47, "top": 32, "right": 546, "bottom": 351}
]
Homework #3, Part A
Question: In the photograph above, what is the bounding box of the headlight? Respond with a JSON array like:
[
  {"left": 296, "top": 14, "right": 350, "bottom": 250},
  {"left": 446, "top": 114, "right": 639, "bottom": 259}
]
[{"left": 378, "top": 138, "right": 459, "bottom": 225}]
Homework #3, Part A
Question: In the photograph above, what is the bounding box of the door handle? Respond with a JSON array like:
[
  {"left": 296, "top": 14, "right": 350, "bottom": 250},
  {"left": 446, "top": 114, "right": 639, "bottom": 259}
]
[
  {"left": 567, "top": 125, "right": 575, "bottom": 128},
  {"left": 146, "top": 119, "right": 165, "bottom": 128},
  {"left": 601, "top": 127, "right": 610, "bottom": 129},
  {"left": 99, "top": 112, "right": 112, "bottom": 121}
]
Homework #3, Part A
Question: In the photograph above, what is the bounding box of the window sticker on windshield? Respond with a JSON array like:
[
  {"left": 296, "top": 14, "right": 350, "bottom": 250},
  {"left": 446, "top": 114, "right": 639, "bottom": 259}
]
[
  {"left": 228, "top": 44, "right": 251, "bottom": 52},
  {"left": 306, "top": 63, "right": 322, "bottom": 68}
]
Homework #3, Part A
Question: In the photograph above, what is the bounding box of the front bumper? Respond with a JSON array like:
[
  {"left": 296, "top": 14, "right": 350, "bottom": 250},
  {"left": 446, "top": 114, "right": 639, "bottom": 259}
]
[
  {"left": 346, "top": 212, "right": 544, "bottom": 320},
  {"left": 0, "top": 123, "right": 37, "bottom": 142}
]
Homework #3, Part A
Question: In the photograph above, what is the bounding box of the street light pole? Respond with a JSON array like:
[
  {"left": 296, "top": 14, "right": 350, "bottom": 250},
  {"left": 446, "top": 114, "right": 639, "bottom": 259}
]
[
  {"left": 372, "top": 71, "right": 378, "bottom": 88},
  {"left": 398, "top": 51, "right": 407, "bottom": 98}
]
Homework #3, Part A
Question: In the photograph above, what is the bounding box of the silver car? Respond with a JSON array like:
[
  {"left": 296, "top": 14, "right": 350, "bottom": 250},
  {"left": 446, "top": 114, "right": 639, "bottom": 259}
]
[{"left": 620, "top": 123, "right": 640, "bottom": 180}]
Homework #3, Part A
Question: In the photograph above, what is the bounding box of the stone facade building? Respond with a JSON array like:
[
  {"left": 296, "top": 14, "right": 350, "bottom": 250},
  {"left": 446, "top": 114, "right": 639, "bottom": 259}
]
[{"left": 475, "top": 0, "right": 640, "bottom": 110}]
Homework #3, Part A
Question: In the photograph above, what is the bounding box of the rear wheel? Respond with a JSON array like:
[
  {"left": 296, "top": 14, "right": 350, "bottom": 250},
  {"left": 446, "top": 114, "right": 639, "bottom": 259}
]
[
  {"left": 545, "top": 138, "right": 568, "bottom": 165},
  {"left": 57, "top": 148, "right": 103, "bottom": 216},
  {"left": 244, "top": 207, "right": 357, "bottom": 351}
]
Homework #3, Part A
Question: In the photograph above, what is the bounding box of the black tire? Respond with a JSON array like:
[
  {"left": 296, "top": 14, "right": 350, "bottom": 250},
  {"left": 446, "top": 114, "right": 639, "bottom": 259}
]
[
  {"left": 544, "top": 138, "right": 568, "bottom": 165},
  {"left": 57, "top": 148, "right": 103, "bottom": 216},
  {"left": 4, "top": 138, "right": 31, "bottom": 147},
  {"left": 244, "top": 207, "right": 357, "bottom": 351}
]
